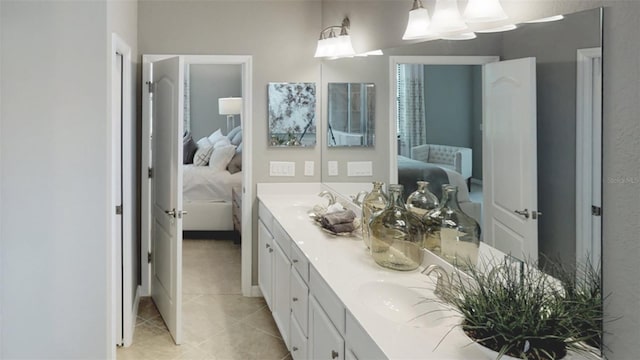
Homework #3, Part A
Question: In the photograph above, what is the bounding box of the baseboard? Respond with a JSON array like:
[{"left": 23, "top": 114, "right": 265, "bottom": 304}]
[
  {"left": 471, "top": 178, "right": 483, "bottom": 186},
  {"left": 249, "top": 285, "right": 263, "bottom": 298},
  {"left": 124, "top": 285, "right": 142, "bottom": 347}
]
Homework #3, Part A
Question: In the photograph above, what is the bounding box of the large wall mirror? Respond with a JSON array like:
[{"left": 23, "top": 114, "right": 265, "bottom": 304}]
[
  {"left": 327, "top": 82, "right": 376, "bottom": 147},
  {"left": 322, "top": 7, "right": 603, "bottom": 276}
]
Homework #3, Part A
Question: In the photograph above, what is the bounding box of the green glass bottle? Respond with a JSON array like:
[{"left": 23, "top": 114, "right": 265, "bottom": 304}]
[
  {"left": 361, "top": 181, "right": 388, "bottom": 250},
  {"left": 370, "top": 184, "right": 425, "bottom": 271}
]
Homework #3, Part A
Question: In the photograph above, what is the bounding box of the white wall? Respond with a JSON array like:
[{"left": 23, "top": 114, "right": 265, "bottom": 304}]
[
  {"left": 1, "top": 1, "right": 111, "bottom": 358},
  {"left": 321, "top": 1, "right": 640, "bottom": 358}
]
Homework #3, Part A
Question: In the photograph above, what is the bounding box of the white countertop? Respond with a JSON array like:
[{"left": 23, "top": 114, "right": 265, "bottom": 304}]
[{"left": 256, "top": 183, "right": 596, "bottom": 360}]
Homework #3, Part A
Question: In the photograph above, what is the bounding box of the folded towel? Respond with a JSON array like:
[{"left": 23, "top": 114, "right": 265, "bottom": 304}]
[
  {"left": 321, "top": 209, "right": 356, "bottom": 227},
  {"left": 326, "top": 202, "right": 346, "bottom": 214},
  {"left": 325, "top": 222, "right": 355, "bottom": 234}
]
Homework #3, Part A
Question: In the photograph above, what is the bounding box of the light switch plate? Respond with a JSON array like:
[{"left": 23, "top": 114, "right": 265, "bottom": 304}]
[
  {"left": 304, "top": 161, "right": 314, "bottom": 176},
  {"left": 328, "top": 161, "right": 339, "bottom": 176},
  {"left": 347, "top": 161, "right": 373, "bottom": 177},
  {"left": 269, "top": 161, "right": 295, "bottom": 177}
]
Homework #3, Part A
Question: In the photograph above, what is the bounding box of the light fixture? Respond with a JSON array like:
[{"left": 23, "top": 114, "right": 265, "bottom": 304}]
[
  {"left": 218, "top": 97, "right": 242, "bottom": 131},
  {"left": 441, "top": 32, "right": 477, "bottom": 40},
  {"left": 402, "top": 0, "right": 436, "bottom": 40},
  {"left": 355, "top": 49, "right": 384, "bottom": 57},
  {"left": 476, "top": 24, "right": 517, "bottom": 33},
  {"left": 429, "top": 0, "right": 468, "bottom": 34},
  {"left": 525, "top": 15, "right": 564, "bottom": 23},
  {"left": 464, "top": 0, "right": 508, "bottom": 23},
  {"left": 314, "top": 17, "right": 356, "bottom": 58}
]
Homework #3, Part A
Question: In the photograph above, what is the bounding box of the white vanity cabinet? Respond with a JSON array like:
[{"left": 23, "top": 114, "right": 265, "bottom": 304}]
[
  {"left": 258, "top": 219, "right": 274, "bottom": 309},
  {"left": 309, "top": 296, "right": 344, "bottom": 360}
]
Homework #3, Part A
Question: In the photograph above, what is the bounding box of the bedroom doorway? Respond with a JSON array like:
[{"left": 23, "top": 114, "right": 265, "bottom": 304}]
[{"left": 139, "top": 54, "right": 253, "bottom": 346}]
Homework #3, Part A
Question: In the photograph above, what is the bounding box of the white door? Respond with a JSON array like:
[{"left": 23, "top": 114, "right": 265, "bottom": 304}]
[
  {"left": 483, "top": 57, "right": 539, "bottom": 261},
  {"left": 150, "top": 56, "right": 184, "bottom": 344},
  {"left": 309, "top": 296, "right": 344, "bottom": 360}
]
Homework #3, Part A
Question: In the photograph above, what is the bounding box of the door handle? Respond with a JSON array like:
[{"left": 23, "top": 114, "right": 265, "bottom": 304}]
[
  {"left": 165, "top": 209, "right": 187, "bottom": 219},
  {"left": 532, "top": 210, "right": 542, "bottom": 220},
  {"left": 331, "top": 350, "right": 339, "bottom": 359},
  {"left": 514, "top": 209, "right": 530, "bottom": 219}
]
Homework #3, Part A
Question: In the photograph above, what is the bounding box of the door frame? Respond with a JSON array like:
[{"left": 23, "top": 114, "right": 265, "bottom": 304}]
[
  {"left": 576, "top": 47, "right": 602, "bottom": 266},
  {"left": 388, "top": 56, "right": 499, "bottom": 183},
  {"left": 141, "top": 54, "right": 254, "bottom": 297},
  {"left": 109, "top": 33, "right": 135, "bottom": 351}
]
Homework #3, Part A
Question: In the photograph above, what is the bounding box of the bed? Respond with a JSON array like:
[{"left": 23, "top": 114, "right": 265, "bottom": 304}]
[
  {"left": 182, "top": 126, "right": 243, "bottom": 231},
  {"left": 398, "top": 155, "right": 481, "bottom": 224}
]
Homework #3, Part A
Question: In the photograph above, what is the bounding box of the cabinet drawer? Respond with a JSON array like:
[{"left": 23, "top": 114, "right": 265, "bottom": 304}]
[
  {"left": 290, "top": 312, "right": 308, "bottom": 360},
  {"left": 290, "top": 243, "right": 309, "bottom": 283},
  {"left": 258, "top": 201, "right": 273, "bottom": 231},
  {"left": 346, "top": 311, "right": 386, "bottom": 360},
  {"left": 310, "top": 266, "right": 345, "bottom": 336},
  {"left": 272, "top": 221, "right": 292, "bottom": 259},
  {"left": 290, "top": 267, "right": 309, "bottom": 336}
]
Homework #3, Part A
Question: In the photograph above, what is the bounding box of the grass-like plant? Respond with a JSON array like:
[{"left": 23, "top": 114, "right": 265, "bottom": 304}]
[{"left": 436, "top": 256, "right": 603, "bottom": 360}]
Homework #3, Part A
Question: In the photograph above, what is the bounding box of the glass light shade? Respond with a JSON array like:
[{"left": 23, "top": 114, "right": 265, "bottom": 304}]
[
  {"left": 525, "top": 15, "right": 564, "bottom": 23},
  {"left": 314, "top": 38, "right": 329, "bottom": 57},
  {"left": 464, "top": 0, "right": 508, "bottom": 23},
  {"left": 218, "top": 97, "right": 242, "bottom": 115},
  {"left": 476, "top": 24, "right": 517, "bottom": 33},
  {"left": 334, "top": 35, "right": 356, "bottom": 58},
  {"left": 430, "top": 0, "right": 468, "bottom": 34},
  {"left": 441, "top": 32, "right": 477, "bottom": 40},
  {"left": 403, "top": 8, "right": 434, "bottom": 40}
]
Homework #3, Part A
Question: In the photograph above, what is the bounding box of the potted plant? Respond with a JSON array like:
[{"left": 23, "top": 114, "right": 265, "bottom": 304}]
[{"left": 436, "top": 257, "right": 603, "bottom": 360}]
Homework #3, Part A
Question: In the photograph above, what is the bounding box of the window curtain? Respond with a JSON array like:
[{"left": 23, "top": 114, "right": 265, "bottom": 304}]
[
  {"left": 397, "top": 64, "right": 426, "bottom": 157},
  {"left": 183, "top": 65, "right": 191, "bottom": 133}
]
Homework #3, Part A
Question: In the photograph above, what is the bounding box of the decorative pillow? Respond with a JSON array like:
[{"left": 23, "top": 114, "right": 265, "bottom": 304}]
[
  {"left": 236, "top": 142, "right": 242, "bottom": 153},
  {"left": 193, "top": 144, "right": 214, "bottom": 166},
  {"left": 207, "top": 129, "right": 225, "bottom": 146},
  {"left": 230, "top": 130, "right": 243, "bottom": 146},
  {"left": 196, "top": 137, "right": 211, "bottom": 148},
  {"left": 212, "top": 136, "right": 231, "bottom": 149},
  {"left": 227, "top": 150, "right": 242, "bottom": 174},
  {"left": 208, "top": 144, "right": 236, "bottom": 171},
  {"left": 183, "top": 132, "right": 198, "bottom": 164},
  {"left": 226, "top": 126, "right": 242, "bottom": 140}
]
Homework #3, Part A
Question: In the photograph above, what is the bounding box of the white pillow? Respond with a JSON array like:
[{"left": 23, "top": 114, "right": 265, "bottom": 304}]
[
  {"left": 207, "top": 129, "right": 225, "bottom": 145},
  {"left": 196, "top": 137, "right": 211, "bottom": 148},
  {"left": 213, "top": 136, "right": 231, "bottom": 149},
  {"left": 193, "top": 144, "right": 214, "bottom": 166},
  {"left": 208, "top": 145, "right": 236, "bottom": 171}
]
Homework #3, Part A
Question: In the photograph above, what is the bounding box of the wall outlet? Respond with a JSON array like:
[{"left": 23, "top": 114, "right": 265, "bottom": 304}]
[
  {"left": 269, "top": 161, "right": 295, "bottom": 177},
  {"left": 347, "top": 161, "right": 373, "bottom": 177},
  {"left": 328, "top": 161, "right": 339, "bottom": 176},
  {"left": 304, "top": 161, "right": 314, "bottom": 176}
]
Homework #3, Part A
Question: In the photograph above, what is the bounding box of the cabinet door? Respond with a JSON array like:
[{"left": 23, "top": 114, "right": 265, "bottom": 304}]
[
  {"left": 258, "top": 220, "right": 274, "bottom": 309},
  {"left": 273, "top": 240, "right": 291, "bottom": 348},
  {"left": 309, "top": 296, "right": 344, "bottom": 360}
]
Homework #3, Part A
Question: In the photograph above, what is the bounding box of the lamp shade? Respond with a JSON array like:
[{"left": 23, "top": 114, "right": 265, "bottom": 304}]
[
  {"left": 464, "top": 0, "right": 508, "bottom": 23},
  {"left": 403, "top": 7, "right": 434, "bottom": 40},
  {"left": 218, "top": 97, "right": 242, "bottom": 115},
  {"left": 429, "top": 0, "right": 467, "bottom": 34}
]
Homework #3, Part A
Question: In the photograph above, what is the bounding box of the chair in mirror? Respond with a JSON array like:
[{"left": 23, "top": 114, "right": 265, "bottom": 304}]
[{"left": 327, "top": 82, "right": 376, "bottom": 147}]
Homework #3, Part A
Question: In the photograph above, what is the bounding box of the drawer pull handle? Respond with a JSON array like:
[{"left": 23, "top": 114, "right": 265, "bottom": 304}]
[
  {"left": 292, "top": 259, "right": 299, "bottom": 263},
  {"left": 266, "top": 244, "right": 271, "bottom": 248},
  {"left": 268, "top": 248, "right": 273, "bottom": 253},
  {"left": 292, "top": 347, "right": 299, "bottom": 352},
  {"left": 331, "top": 350, "right": 339, "bottom": 359},
  {"left": 292, "top": 297, "right": 298, "bottom": 302}
]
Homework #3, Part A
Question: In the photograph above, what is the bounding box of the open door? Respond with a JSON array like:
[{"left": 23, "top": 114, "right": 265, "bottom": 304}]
[
  {"left": 483, "top": 57, "right": 539, "bottom": 261},
  {"left": 150, "top": 56, "right": 184, "bottom": 344}
]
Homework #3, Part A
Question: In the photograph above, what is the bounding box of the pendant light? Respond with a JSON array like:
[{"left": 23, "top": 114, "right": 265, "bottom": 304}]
[
  {"left": 441, "top": 32, "right": 477, "bottom": 40},
  {"left": 464, "top": 0, "right": 508, "bottom": 23},
  {"left": 430, "top": 0, "right": 467, "bottom": 34},
  {"left": 402, "top": 0, "right": 436, "bottom": 40}
]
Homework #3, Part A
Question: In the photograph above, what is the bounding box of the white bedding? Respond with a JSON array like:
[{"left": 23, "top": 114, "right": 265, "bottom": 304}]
[{"left": 183, "top": 165, "right": 242, "bottom": 202}]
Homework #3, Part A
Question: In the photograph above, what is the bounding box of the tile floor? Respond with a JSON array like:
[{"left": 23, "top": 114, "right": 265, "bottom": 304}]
[{"left": 117, "top": 238, "right": 290, "bottom": 360}]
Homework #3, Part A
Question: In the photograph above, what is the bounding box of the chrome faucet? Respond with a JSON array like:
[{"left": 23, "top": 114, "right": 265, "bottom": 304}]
[
  {"left": 421, "top": 264, "right": 450, "bottom": 299},
  {"left": 318, "top": 190, "right": 337, "bottom": 206},
  {"left": 350, "top": 191, "right": 368, "bottom": 206}
]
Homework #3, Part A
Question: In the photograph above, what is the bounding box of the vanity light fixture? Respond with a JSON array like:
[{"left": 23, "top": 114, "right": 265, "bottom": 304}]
[
  {"left": 314, "top": 17, "right": 356, "bottom": 58},
  {"left": 441, "top": 32, "right": 477, "bottom": 40},
  {"left": 355, "top": 49, "right": 384, "bottom": 57},
  {"left": 525, "top": 15, "right": 564, "bottom": 23},
  {"left": 463, "top": 0, "right": 508, "bottom": 23},
  {"left": 402, "top": 0, "right": 436, "bottom": 40},
  {"left": 218, "top": 97, "right": 242, "bottom": 131},
  {"left": 476, "top": 24, "right": 517, "bottom": 33},
  {"left": 429, "top": 0, "right": 468, "bottom": 34}
]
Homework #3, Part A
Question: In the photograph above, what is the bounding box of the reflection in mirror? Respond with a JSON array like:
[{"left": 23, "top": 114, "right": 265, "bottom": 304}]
[
  {"left": 268, "top": 82, "right": 316, "bottom": 147},
  {"left": 327, "top": 83, "right": 376, "bottom": 147}
]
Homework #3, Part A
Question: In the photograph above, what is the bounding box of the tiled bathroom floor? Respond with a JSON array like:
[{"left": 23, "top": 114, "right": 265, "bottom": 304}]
[{"left": 117, "top": 238, "right": 290, "bottom": 360}]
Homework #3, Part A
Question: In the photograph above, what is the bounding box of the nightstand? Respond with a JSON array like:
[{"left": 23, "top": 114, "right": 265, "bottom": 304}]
[{"left": 232, "top": 186, "right": 242, "bottom": 236}]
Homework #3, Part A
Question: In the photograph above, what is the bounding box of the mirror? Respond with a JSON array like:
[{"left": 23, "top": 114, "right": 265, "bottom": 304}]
[
  {"left": 268, "top": 82, "right": 317, "bottom": 147},
  {"left": 322, "top": 8, "right": 603, "bottom": 273},
  {"left": 327, "top": 82, "right": 376, "bottom": 147}
]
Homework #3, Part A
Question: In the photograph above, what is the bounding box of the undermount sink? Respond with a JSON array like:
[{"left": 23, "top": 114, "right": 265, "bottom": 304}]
[{"left": 358, "top": 281, "right": 445, "bottom": 328}]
